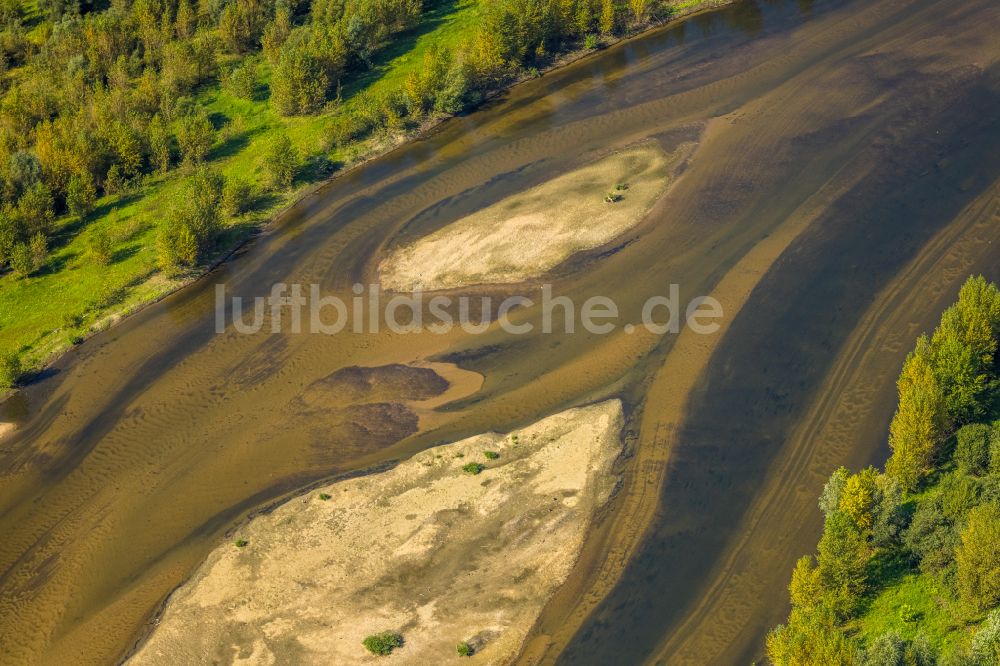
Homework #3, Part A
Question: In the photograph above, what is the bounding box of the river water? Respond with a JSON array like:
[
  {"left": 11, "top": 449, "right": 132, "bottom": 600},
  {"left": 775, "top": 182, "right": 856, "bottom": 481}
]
[{"left": 1, "top": 0, "right": 998, "bottom": 663}]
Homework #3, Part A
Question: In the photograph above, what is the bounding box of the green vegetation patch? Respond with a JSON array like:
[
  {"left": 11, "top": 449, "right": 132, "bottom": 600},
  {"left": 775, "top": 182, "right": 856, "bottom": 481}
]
[
  {"left": 768, "top": 276, "right": 1000, "bottom": 665},
  {"left": 362, "top": 631, "right": 403, "bottom": 655},
  {"left": 0, "top": 0, "right": 697, "bottom": 380}
]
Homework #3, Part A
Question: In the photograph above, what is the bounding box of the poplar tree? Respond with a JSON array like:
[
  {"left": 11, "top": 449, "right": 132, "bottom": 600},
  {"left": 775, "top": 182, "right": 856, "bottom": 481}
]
[
  {"left": 886, "top": 336, "right": 946, "bottom": 491},
  {"left": 599, "top": 0, "right": 616, "bottom": 35},
  {"left": 957, "top": 502, "right": 1000, "bottom": 611}
]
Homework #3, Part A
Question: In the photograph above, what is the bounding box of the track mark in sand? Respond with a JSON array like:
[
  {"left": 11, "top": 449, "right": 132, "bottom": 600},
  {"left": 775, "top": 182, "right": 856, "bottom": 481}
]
[
  {"left": 517, "top": 114, "right": 866, "bottom": 664},
  {"left": 648, "top": 180, "right": 1000, "bottom": 665}
]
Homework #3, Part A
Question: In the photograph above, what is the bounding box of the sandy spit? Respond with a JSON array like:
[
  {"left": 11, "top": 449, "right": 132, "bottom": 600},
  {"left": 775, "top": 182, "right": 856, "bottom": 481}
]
[
  {"left": 129, "top": 400, "right": 624, "bottom": 665},
  {"left": 379, "top": 142, "right": 694, "bottom": 291}
]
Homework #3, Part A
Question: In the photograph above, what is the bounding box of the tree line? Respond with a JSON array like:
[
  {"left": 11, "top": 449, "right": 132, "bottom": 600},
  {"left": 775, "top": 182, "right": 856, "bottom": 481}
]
[
  {"left": 768, "top": 276, "right": 1000, "bottom": 665},
  {"left": 0, "top": 0, "right": 677, "bottom": 278}
]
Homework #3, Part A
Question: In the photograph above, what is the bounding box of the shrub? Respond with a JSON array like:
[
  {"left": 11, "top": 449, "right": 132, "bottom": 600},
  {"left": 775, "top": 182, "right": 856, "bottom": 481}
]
[
  {"left": 362, "top": 632, "right": 402, "bottom": 655},
  {"left": 970, "top": 609, "right": 1000, "bottom": 664},
  {"left": 28, "top": 232, "right": 46, "bottom": 272},
  {"left": 66, "top": 172, "right": 96, "bottom": 218},
  {"left": 222, "top": 178, "right": 253, "bottom": 216},
  {"left": 318, "top": 493, "right": 332, "bottom": 501},
  {"left": 223, "top": 59, "right": 258, "bottom": 99},
  {"left": 9, "top": 241, "right": 32, "bottom": 276},
  {"left": 904, "top": 494, "right": 959, "bottom": 574},
  {"left": 955, "top": 423, "right": 991, "bottom": 476},
  {"left": 862, "top": 633, "right": 936, "bottom": 666},
  {"left": 265, "top": 135, "right": 298, "bottom": 189},
  {"left": 820, "top": 469, "right": 849, "bottom": 518},
  {"left": 0, "top": 351, "right": 21, "bottom": 388},
  {"left": 456, "top": 641, "right": 473, "bottom": 656},
  {"left": 864, "top": 633, "right": 905, "bottom": 665},
  {"left": 18, "top": 182, "right": 54, "bottom": 235},
  {"left": 956, "top": 502, "right": 1000, "bottom": 610},
  {"left": 939, "top": 471, "right": 980, "bottom": 522},
  {"left": 462, "top": 462, "right": 484, "bottom": 475},
  {"left": 270, "top": 32, "right": 330, "bottom": 116},
  {"left": 174, "top": 224, "right": 199, "bottom": 266},
  {"left": 328, "top": 113, "right": 372, "bottom": 147},
  {"left": 105, "top": 164, "right": 127, "bottom": 195},
  {"left": 176, "top": 110, "right": 215, "bottom": 164},
  {"left": 483, "top": 450, "right": 500, "bottom": 460},
  {"left": 584, "top": 33, "right": 599, "bottom": 49},
  {"left": 161, "top": 168, "right": 225, "bottom": 267},
  {"left": 88, "top": 228, "right": 114, "bottom": 265},
  {"left": 434, "top": 62, "right": 473, "bottom": 114},
  {"left": 989, "top": 421, "right": 1000, "bottom": 477},
  {"left": 235, "top": 538, "right": 248, "bottom": 548},
  {"left": 158, "top": 219, "right": 200, "bottom": 271}
]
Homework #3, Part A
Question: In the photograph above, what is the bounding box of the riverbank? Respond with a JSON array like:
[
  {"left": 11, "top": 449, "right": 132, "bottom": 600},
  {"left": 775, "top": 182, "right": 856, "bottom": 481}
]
[
  {"left": 0, "top": 0, "right": 733, "bottom": 405},
  {"left": 6, "top": 0, "right": 973, "bottom": 663},
  {"left": 128, "top": 401, "right": 624, "bottom": 664}
]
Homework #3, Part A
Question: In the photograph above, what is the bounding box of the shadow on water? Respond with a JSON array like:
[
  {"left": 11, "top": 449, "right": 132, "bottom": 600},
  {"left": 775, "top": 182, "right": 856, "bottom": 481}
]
[
  {"left": 2, "top": 0, "right": 1000, "bottom": 662},
  {"left": 558, "top": 59, "right": 1000, "bottom": 666}
]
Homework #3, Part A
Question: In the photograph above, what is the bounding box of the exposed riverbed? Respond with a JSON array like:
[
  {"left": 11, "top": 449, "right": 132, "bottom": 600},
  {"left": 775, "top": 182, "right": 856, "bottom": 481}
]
[{"left": 1, "top": 0, "right": 999, "bottom": 663}]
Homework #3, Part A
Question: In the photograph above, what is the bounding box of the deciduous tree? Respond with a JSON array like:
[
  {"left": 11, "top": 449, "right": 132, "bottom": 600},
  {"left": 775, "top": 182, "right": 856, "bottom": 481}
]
[
  {"left": 265, "top": 135, "right": 298, "bottom": 189},
  {"left": 886, "top": 336, "right": 947, "bottom": 491},
  {"left": 957, "top": 502, "right": 1000, "bottom": 611}
]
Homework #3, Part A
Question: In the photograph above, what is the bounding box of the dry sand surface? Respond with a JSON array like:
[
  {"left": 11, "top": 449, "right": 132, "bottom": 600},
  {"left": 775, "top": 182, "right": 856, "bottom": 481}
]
[
  {"left": 129, "top": 400, "right": 624, "bottom": 665},
  {"left": 379, "top": 142, "right": 692, "bottom": 291}
]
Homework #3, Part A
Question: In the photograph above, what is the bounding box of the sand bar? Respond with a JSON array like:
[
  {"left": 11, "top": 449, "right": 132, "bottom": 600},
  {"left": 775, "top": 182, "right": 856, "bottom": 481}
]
[{"left": 129, "top": 400, "right": 624, "bottom": 665}]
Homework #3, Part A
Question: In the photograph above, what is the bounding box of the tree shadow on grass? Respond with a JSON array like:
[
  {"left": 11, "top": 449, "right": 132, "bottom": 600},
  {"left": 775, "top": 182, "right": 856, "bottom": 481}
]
[
  {"left": 249, "top": 190, "right": 283, "bottom": 214},
  {"left": 209, "top": 123, "right": 269, "bottom": 162},
  {"left": 109, "top": 245, "right": 140, "bottom": 265},
  {"left": 866, "top": 549, "right": 915, "bottom": 590},
  {"left": 88, "top": 192, "right": 143, "bottom": 224},
  {"left": 36, "top": 251, "right": 77, "bottom": 276},
  {"left": 46, "top": 191, "right": 144, "bottom": 259},
  {"left": 208, "top": 111, "right": 230, "bottom": 130},
  {"left": 296, "top": 154, "right": 341, "bottom": 186},
  {"left": 856, "top": 548, "right": 919, "bottom": 618},
  {"left": 252, "top": 82, "right": 270, "bottom": 103},
  {"left": 210, "top": 132, "right": 251, "bottom": 162},
  {"left": 214, "top": 217, "right": 264, "bottom": 254},
  {"left": 87, "top": 270, "right": 154, "bottom": 312}
]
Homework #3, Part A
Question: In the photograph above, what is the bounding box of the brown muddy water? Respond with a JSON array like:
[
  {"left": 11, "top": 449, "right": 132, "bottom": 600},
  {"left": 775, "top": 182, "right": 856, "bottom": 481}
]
[{"left": 2, "top": 0, "right": 1000, "bottom": 663}]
